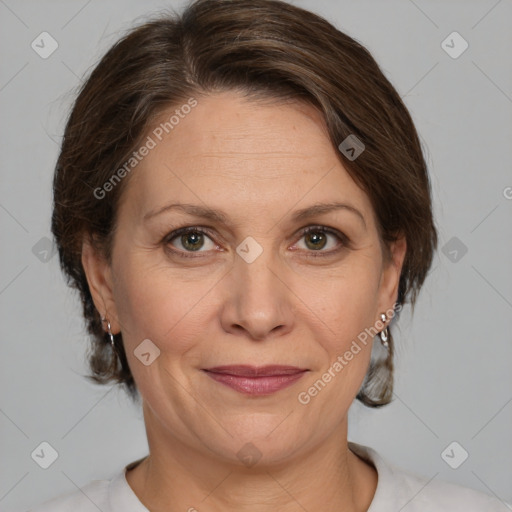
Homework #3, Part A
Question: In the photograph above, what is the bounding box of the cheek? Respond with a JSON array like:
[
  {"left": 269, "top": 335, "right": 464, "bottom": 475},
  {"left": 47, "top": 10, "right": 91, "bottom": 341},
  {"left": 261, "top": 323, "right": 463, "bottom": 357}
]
[
  {"left": 111, "top": 254, "right": 216, "bottom": 356},
  {"left": 294, "top": 263, "right": 381, "bottom": 421},
  {"left": 303, "top": 256, "right": 382, "bottom": 350}
]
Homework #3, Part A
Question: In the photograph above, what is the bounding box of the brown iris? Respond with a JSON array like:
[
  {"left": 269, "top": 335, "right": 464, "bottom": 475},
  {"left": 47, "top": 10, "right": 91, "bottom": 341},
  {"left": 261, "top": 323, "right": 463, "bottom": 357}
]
[
  {"left": 304, "top": 230, "right": 327, "bottom": 250},
  {"left": 181, "top": 231, "right": 204, "bottom": 251}
]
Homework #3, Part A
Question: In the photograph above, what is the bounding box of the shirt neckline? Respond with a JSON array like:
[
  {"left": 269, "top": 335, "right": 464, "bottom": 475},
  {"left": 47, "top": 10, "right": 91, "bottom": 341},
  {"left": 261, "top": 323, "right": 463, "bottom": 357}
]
[{"left": 108, "top": 442, "right": 393, "bottom": 512}]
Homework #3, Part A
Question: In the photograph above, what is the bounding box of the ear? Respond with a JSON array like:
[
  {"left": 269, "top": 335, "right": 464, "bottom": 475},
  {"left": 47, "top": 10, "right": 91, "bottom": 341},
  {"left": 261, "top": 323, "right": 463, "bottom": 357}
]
[
  {"left": 376, "top": 234, "right": 407, "bottom": 316},
  {"left": 81, "top": 236, "right": 121, "bottom": 333}
]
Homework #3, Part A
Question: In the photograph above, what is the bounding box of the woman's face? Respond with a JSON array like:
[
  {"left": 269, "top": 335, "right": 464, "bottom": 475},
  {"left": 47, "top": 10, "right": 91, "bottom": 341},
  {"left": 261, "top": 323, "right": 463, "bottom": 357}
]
[{"left": 83, "top": 91, "right": 406, "bottom": 465}]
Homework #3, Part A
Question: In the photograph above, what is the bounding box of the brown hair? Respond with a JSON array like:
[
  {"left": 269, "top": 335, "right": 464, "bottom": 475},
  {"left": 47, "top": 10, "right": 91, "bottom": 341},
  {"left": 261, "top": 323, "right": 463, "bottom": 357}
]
[{"left": 52, "top": 0, "right": 437, "bottom": 407}]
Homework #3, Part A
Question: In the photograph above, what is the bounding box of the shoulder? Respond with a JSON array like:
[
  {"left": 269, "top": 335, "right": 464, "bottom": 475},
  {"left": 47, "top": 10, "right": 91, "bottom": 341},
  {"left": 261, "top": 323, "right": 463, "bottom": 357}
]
[
  {"left": 392, "top": 465, "right": 508, "bottom": 511},
  {"left": 28, "top": 457, "right": 149, "bottom": 512},
  {"left": 349, "top": 441, "right": 510, "bottom": 512},
  {"left": 28, "top": 477, "right": 111, "bottom": 512}
]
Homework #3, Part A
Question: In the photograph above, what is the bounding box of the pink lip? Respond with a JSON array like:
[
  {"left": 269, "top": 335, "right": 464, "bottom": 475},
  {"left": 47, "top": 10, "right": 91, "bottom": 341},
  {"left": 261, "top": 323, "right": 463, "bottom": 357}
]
[{"left": 203, "top": 365, "right": 308, "bottom": 395}]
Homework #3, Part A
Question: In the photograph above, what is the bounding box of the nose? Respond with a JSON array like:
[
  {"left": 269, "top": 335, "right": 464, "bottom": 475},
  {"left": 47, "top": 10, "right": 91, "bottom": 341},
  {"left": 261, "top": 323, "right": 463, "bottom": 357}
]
[{"left": 219, "top": 245, "right": 295, "bottom": 341}]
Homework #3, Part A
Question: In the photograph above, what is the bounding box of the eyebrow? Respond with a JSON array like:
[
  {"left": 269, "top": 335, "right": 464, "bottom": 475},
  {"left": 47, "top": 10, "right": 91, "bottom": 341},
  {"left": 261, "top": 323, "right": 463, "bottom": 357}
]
[{"left": 143, "top": 201, "right": 366, "bottom": 229}]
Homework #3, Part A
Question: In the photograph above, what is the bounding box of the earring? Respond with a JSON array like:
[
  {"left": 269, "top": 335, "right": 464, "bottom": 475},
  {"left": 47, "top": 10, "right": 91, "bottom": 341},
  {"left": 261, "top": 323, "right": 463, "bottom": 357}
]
[
  {"left": 101, "top": 315, "right": 115, "bottom": 349},
  {"left": 379, "top": 313, "right": 389, "bottom": 348}
]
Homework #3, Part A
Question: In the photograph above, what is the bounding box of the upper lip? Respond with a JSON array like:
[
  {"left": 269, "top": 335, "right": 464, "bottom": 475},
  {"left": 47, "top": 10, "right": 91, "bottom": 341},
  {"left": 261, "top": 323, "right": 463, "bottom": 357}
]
[{"left": 203, "top": 365, "right": 308, "bottom": 377}]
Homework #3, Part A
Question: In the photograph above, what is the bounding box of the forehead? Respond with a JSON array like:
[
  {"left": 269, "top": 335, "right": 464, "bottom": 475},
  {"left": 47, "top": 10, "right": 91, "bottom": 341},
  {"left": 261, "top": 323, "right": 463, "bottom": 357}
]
[{"left": 119, "top": 91, "right": 374, "bottom": 226}]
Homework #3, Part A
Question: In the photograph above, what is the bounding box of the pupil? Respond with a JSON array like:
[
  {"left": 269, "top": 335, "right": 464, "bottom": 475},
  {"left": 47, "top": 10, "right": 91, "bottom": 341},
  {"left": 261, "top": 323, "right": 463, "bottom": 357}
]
[
  {"left": 183, "top": 232, "right": 203, "bottom": 251},
  {"left": 306, "top": 231, "right": 326, "bottom": 250}
]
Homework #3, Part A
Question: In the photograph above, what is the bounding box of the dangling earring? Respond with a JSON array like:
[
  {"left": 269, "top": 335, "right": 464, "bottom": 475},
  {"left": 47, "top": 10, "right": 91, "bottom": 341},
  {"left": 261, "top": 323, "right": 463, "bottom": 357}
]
[
  {"left": 379, "top": 313, "right": 389, "bottom": 348},
  {"left": 101, "top": 315, "right": 116, "bottom": 350}
]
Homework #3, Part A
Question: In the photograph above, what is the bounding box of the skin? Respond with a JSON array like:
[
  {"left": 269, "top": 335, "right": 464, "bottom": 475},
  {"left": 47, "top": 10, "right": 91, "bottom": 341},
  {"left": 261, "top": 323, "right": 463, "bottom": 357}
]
[{"left": 82, "top": 91, "right": 407, "bottom": 512}]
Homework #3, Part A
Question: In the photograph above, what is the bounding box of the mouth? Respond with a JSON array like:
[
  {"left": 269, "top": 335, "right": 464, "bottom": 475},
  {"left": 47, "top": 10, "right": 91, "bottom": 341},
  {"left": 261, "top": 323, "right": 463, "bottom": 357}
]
[{"left": 202, "top": 365, "right": 309, "bottom": 396}]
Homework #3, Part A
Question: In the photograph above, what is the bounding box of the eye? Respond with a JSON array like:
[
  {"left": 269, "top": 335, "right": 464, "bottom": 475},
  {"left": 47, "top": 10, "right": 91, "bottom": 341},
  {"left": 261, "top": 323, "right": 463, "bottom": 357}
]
[
  {"left": 165, "top": 227, "right": 218, "bottom": 257},
  {"left": 293, "top": 226, "right": 348, "bottom": 256},
  {"left": 163, "top": 225, "right": 349, "bottom": 259}
]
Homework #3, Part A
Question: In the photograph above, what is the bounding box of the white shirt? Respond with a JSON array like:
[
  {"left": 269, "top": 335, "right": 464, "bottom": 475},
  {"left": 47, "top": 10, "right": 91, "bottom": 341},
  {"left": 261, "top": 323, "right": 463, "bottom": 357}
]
[{"left": 28, "top": 442, "right": 509, "bottom": 511}]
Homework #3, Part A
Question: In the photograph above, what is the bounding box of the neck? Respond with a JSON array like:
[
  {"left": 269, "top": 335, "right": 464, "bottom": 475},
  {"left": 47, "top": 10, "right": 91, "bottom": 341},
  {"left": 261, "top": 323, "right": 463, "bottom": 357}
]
[{"left": 126, "top": 406, "right": 377, "bottom": 512}]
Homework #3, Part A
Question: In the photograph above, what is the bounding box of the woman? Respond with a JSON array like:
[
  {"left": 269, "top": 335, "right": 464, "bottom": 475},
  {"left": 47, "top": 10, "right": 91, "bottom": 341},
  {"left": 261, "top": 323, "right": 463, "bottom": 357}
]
[{"left": 30, "top": 0, "right": 508, "bottom": 510}]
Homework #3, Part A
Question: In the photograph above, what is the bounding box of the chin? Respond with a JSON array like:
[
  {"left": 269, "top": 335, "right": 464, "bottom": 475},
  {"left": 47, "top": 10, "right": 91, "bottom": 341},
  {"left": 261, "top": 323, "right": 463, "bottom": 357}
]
[{"left": 202, "top": 414, "right": 314, "bottom": 467}]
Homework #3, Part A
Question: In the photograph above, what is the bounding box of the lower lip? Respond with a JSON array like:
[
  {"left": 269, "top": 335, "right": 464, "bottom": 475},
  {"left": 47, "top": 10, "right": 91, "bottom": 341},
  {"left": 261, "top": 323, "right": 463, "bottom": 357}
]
[{"left": 203, "top": 371, "right": 307, "bottom": 395}]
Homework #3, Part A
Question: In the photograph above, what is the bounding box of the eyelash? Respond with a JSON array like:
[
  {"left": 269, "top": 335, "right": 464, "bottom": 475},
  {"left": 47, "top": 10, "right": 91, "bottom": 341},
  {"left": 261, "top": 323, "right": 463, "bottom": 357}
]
[{"left": 163, "top": 225, "right": 350, "bottom": 259}]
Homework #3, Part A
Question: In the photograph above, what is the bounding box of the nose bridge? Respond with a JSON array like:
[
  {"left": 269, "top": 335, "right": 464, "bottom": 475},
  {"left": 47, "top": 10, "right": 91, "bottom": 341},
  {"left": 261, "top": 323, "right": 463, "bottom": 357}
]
[{"left": 235, "top": 237, "right": 282, "bottom": 307}]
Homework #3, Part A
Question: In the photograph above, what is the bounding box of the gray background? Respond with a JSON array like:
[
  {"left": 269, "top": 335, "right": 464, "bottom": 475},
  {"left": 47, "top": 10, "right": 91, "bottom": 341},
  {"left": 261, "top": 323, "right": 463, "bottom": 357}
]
[{"left": 1, "top": 0, "right": 511, "bottom": 510}]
